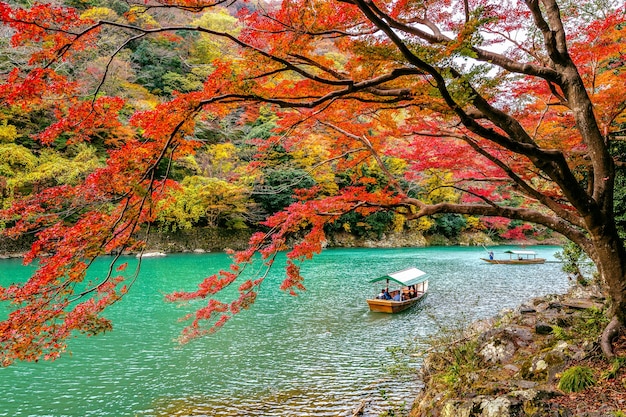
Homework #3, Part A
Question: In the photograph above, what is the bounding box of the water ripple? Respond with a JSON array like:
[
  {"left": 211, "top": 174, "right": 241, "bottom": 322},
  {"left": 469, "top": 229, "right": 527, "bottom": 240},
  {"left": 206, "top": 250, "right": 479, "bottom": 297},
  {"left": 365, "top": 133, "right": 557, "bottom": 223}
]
[{"left": 0, "top": 246, "right": 568, "bottom": 417}]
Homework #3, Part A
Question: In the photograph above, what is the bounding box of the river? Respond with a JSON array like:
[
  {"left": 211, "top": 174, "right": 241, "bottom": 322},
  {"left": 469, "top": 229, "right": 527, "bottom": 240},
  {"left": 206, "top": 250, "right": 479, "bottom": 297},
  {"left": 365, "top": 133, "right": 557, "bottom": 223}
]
[{"left": 0, "top": 246, "right": 570, "bottom": 417}]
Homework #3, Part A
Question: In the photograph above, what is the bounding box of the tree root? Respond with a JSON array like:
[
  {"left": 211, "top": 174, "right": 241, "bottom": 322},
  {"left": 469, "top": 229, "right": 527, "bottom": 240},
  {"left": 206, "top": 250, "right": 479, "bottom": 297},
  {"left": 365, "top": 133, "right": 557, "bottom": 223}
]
[{"left": 600, "top": 316, "right": 622, "bottom": 360}]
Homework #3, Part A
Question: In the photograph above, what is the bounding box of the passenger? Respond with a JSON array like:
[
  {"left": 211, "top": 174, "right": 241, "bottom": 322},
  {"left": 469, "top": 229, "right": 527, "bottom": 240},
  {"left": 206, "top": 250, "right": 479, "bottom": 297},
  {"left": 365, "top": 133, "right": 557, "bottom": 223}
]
[
  {"left": 392, "top": 293, "right": 401, "bottom": 301},
  {"left": 409, "top": 287, "right": 416, "bottom": 298},
  {"left": 384, "top": 289, "right": 392, "bottom": 300},
  {"left": 378, "top": 289, "right": 386, "bottom": 299}
]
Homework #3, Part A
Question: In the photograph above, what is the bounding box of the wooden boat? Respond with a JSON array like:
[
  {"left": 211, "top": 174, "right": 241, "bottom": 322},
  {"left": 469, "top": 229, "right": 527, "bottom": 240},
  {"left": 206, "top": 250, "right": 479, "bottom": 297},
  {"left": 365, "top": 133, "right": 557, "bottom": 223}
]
[
  {"left": 481, "top": 250, "right": 546, "bottom": 264},
  {"left": 366, "top": 267, "right": 429, "bottom": 313}
]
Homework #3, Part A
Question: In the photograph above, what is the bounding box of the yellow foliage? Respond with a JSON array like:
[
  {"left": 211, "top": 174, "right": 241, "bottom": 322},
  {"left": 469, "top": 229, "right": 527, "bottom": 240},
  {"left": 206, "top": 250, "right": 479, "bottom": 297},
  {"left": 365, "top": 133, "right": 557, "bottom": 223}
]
[
  {"left": 391, "top": 213, "right": 406, "bottom": 232},
  {"left": 0, "top": 144, "right": 37, "bottom": 176},
  {"left": 121, "top": 82, "right": 158, "bottom": 111},
  {"left": 125, "top": 7, "right": 158, "bottom": 28},
  {"left": 409, "top": 217, "right": 435, "bottom": 232},
  {"left": 0, "top": 120, "right": 18, "bottom": 143},
  {"left": 80, "top": 7, "right": 119, "bottom": 21},
  {"left": 464, "top": 216, "right": 484, "bottom": 231},
  {"left": 201, "top": 143, "right": 244, "bottom": 178},
  {"left": 191, "top": 9, "right": 240, "bottom": 64},
  {"left": 314, "top": 171, "right": 339, "bottom": 195},
  {"left": 382, "top": 157, "right": 407, "bottom": 176},
  {"left": 210, "top": 143, "right": 237, "bottom": 161},
  {"left": 421, "top": 170, "right": 460, "bottom": 204},
  {"left": 1, "top": 145, "right": 102, "bottom": 210},
  {"left": 157, "top": 176, "right": 251, "bottom": 229}
]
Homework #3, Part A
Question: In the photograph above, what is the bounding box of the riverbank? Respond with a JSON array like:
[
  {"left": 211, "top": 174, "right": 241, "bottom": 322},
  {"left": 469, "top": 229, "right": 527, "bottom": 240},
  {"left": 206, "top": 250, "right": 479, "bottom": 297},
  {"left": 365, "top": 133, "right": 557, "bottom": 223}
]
[
  {"left": 0, "top": 228, "right": 566, "bottom": 259},
  {"left": 409, "top": 280, "right": 626, "bottom": 417}
]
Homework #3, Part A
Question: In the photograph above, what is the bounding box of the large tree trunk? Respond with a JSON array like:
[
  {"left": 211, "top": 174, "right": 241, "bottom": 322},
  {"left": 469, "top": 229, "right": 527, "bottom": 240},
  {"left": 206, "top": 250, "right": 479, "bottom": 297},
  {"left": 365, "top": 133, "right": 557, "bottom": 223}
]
[{"left": 590, "top": 228, "right": 626, "bottom": 359}]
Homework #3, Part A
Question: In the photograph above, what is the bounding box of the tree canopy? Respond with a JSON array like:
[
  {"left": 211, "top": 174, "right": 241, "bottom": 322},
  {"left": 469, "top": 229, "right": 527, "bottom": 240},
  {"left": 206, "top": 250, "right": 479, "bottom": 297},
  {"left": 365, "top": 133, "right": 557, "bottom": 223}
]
[{"left": 0, "top": 0, "right": 625, "bottom": 364}]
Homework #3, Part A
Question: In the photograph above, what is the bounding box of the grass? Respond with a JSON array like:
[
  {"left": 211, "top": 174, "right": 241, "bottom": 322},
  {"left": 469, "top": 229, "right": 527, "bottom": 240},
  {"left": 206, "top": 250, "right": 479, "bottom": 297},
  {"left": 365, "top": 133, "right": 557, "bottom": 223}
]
[{"left": 558, "top": 365, "right": 596, "bottom": 393}]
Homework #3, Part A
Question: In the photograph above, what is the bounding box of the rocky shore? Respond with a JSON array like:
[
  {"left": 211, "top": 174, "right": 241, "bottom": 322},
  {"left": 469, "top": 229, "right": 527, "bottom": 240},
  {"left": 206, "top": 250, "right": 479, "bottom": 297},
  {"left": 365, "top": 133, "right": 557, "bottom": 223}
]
[{"left": 409, "top": 280, "right": 626, "bottom": 417}]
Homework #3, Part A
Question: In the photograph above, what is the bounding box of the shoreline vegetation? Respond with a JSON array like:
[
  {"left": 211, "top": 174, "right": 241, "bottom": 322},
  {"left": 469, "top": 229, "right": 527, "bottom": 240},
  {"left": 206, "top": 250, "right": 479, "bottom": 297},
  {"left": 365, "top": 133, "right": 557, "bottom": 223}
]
[{"left": 0, "top": 228, "right": 566, "bottom": 259}]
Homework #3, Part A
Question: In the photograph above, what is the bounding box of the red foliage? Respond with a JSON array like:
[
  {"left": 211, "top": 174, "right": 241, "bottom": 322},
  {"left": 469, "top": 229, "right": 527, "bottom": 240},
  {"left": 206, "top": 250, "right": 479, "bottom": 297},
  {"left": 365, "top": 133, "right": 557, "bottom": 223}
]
[{"left": 1, "top": 0, "right": 624, "bottom": 364}]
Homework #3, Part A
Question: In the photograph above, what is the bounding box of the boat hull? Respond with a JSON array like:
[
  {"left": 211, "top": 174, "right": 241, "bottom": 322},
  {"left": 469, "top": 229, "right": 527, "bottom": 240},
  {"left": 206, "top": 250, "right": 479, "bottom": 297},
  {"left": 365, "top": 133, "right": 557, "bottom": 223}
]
[
  {"left": 480, "top": 258, "right": 546, "bottom": 264},
  {"left": 366, "top": 293, "right": 426, "bottom": 313}
]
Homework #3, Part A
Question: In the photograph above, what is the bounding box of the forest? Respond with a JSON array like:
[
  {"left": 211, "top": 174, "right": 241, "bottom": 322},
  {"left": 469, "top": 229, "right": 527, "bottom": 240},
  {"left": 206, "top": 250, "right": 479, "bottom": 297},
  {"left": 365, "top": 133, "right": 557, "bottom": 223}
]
[
  {"left": 0, "top": 0, "right": 625, "bottom": 365},
  {"left": 0, "top": 1, "right": 557, "bottom": 244}
]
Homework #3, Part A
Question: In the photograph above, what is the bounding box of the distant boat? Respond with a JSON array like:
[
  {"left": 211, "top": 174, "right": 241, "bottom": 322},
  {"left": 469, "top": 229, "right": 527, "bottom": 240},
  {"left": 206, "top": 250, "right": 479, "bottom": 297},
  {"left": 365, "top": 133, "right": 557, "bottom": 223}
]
[
  {"left": 481, "top": 250, "right": 546, "bottom": 264},
  {"left": 366, "top": 267, "right": 429, "bottom": 313}
]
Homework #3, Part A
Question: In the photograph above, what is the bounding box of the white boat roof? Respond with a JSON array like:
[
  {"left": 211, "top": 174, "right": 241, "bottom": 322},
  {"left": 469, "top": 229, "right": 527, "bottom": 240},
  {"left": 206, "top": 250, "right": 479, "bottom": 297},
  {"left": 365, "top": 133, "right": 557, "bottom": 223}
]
[
  {"left": 504, "top": 250, "right": 537, "bottom": 255},
  {"left": 370, "top": 267, "right": 427, "bottom": 286}
]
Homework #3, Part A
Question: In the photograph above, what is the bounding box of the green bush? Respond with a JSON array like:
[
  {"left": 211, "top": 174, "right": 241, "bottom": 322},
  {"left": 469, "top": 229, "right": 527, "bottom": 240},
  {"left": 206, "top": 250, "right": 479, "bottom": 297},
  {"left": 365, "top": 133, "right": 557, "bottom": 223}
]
[{"left": 558, "top": 366, "right": 596, "bottom": 393}]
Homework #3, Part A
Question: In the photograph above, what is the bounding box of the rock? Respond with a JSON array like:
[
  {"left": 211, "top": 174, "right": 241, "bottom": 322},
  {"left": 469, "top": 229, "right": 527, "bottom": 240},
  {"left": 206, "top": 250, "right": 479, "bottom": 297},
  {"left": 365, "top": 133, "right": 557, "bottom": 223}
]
[
  {"left": 480, "top": 396, "right": 513, "bottom": 417},
  {"left": 519, "top": 306, "right": 536, "bottom": 314},
  {"left": 510, "top": 380, "right": 537, "bottom": 389},
  {"left": 137, "top": 251, "right": 166, "bottom": 258},
  {"left": 503, "top": 364, "right": 520, "bottom": 374},
  {"left": 480, "top": 339, "right": 517, "bottom": 364},
  {"left": 561, "top": 299, "right": 604, "bottom": 310},
  {"left": 441, "top": 399, "right": 474, "bottom": 417},
  {"left": 535, "top": 323, "right": 553, "bottom": 335},
  {"left": 505, "top": 326, "right": 534, "bottom": 345}
]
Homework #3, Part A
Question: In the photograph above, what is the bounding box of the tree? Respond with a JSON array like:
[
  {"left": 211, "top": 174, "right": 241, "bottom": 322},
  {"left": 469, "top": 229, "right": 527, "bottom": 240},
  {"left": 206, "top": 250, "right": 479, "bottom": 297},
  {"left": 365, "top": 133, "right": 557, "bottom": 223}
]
[{"left": 1, "top": 0, "right": 625, "bottom": 364}]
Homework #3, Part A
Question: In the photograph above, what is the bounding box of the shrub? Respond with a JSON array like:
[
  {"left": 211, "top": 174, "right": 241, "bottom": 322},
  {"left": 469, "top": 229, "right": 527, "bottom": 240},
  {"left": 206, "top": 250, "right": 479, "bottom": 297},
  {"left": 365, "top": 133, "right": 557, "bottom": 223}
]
[{"left": 558, "top": 366, "right": 596, "bottom": 393}]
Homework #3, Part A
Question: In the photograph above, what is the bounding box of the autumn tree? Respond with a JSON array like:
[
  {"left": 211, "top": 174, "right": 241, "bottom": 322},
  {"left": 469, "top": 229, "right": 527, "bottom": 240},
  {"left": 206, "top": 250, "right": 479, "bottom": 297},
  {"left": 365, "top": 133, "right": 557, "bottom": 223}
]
[{"left": 1, "top": 0, "right": 626, "bottom": 364}]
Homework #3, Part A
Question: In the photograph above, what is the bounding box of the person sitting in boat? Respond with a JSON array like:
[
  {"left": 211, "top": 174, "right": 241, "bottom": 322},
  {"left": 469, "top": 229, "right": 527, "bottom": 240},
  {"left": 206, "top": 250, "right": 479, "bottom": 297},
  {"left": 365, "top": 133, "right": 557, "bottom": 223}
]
[
  {"left": 408, "top": 287, "right": 416, "bottom": 298},
  {"left": 378, "top": 289, "right": 392, "bottom": 300},
  {"left": 392, "top": 293, "right": 401, "bottom": 301}
]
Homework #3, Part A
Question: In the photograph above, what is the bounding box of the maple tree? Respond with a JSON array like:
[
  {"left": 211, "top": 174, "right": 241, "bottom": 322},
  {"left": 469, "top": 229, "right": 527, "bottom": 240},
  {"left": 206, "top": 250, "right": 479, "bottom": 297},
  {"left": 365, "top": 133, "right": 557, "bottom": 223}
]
[{"left": 0, "top": 0, "right": 625, "bottom": 365}]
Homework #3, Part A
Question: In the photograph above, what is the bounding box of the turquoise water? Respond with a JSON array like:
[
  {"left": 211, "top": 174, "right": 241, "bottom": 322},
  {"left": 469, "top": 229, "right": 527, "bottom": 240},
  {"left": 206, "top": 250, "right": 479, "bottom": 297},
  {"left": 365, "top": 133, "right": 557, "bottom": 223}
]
[{"left": 0, "top": 246, "right": 569, "bottom": 417}]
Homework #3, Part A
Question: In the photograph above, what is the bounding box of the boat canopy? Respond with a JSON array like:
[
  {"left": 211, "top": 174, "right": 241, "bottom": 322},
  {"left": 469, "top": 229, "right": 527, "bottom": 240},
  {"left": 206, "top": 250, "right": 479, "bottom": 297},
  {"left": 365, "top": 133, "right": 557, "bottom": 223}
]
[
  {"left": 504, "top": 250, "right": 537, "bottom": 255},
  {"left": 369, "top": 267, "right": 427, "bottom": 287}
]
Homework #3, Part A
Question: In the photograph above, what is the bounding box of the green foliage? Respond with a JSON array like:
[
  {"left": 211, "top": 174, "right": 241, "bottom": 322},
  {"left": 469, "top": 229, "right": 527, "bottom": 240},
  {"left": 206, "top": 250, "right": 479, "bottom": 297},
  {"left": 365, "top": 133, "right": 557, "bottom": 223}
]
[
  {"left": 558, "top": 366, "right": 596, "bottom": 393},
  {"left": 131, "top": 39, "right": 189, "bottom": 95},
  {"left": 252, "top": 168, "right": 316, "bottom": 214},
  {"left": 161, "top": 71, "right": 204, "bottom": 95},
  {"left": 571, "top": 307, "right": 608, "bottom": 341},
  {"left": 243, "top": 110, "right": 278, "bottom": 143},
  {"left": 431, "top": 213, "right": 467, "bottom": 238},
  {"left": 555, "top": 241, "right": 596, "bottom": 285},
  {"left": 610, "top": 139, "right": 626, "bottom": 239}
]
